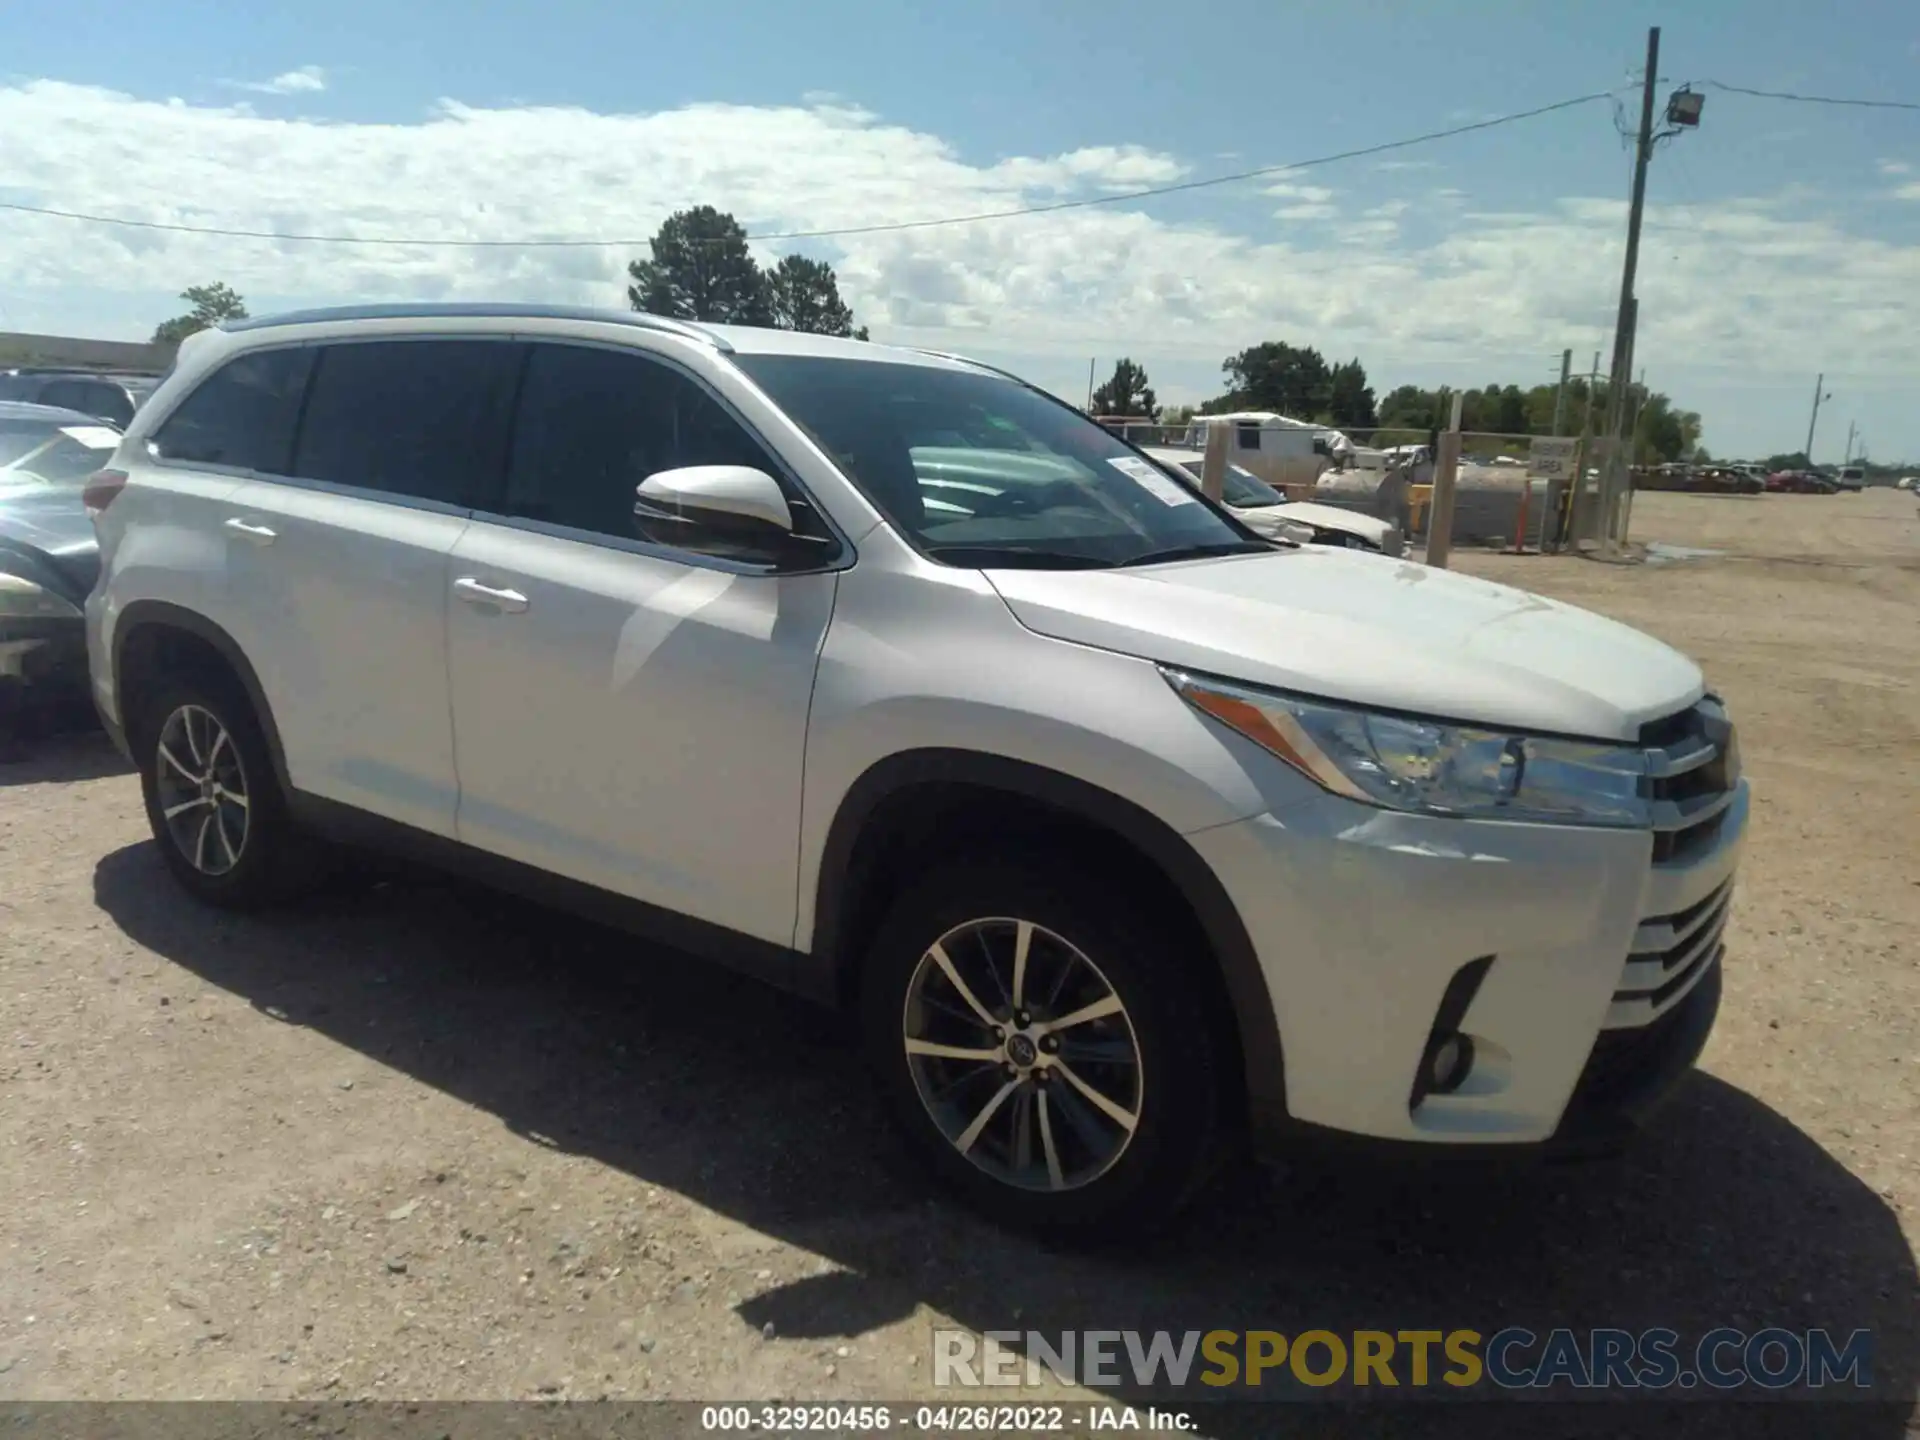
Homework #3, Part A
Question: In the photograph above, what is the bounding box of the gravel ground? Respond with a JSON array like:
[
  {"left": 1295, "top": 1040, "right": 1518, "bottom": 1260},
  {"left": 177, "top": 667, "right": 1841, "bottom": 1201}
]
[{"left": 1, "top": 489, "right": 1916, "bottom": 1431}]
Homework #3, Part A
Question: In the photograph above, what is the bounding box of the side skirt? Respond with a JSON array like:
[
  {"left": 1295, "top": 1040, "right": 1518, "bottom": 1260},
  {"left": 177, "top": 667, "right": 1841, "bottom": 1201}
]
[{"left": 286, "top": 792, "right": 839, "bottom": 1007}]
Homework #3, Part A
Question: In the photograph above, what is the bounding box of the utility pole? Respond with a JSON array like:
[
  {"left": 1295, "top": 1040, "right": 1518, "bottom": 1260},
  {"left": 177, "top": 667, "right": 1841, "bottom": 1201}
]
[
  {"left": 1843, "top": 421, "right": 1857, "bottom": 466},
  {"left": 1804, "top": 373, "right": 1827, "bottom": 463},
  {"left": 1086, "top": 358, "right": 1097, "bottom": 412},
  {"left": 1596, "top": 26, "right": 1662, "bottom": 549},
  {"left": 1551, "top": 348, "right": 1573, "bottom": 436}
]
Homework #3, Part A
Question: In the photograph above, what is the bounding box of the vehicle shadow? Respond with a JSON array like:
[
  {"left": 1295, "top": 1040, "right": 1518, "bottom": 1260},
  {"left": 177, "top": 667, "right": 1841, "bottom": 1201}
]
[
  {"left": 93, "top": 843, "right": 1917, "bottom": 1434},
  {"left": 0, "top": 727, "right": 130, "bottom": 786}
]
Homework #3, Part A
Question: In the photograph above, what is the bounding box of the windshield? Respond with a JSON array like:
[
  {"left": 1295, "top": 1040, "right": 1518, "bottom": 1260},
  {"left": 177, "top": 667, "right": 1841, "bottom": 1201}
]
[
  {"left": 0, "top": 419, "right": 120, "bottom": 485},
  {"left": 1167, "top": 456, "right": 1286, "bottom": 508},
  {"left": 731, "top": 355, "right": 1262, "bottom": 568}
]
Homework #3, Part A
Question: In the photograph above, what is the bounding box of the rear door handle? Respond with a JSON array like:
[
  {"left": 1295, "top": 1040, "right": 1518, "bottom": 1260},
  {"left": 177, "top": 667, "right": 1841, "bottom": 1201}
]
[
  {"left": 224, "top": 517, "right": 276, "bottom": 545},
  {"left": 452, "top": 577, "right": 530, "bottom": 613}
]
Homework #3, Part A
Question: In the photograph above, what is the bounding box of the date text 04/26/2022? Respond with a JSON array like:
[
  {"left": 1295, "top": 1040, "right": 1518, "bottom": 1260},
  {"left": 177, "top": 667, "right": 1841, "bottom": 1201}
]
[{"left": 699, "top": 1404, "right": 1194, "bottom": 1431}]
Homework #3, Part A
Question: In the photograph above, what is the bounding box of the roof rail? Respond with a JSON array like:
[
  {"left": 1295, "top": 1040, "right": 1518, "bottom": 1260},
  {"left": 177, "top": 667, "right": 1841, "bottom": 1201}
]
[
  {"left": 221, "top": 302, "right": 732, "bottom": 353},
  {"left": 909, "top": 348, "right": 1032, "bottom": 386}
]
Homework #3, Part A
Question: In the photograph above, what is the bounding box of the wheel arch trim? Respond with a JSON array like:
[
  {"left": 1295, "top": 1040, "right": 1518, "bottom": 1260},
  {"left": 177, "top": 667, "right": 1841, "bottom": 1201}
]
[
  {"left": 809, "top": 747, "right": 1289, "bottom": 1131},
  {"left": 112, "top": 600, "right": 292, "bottom": 794}
]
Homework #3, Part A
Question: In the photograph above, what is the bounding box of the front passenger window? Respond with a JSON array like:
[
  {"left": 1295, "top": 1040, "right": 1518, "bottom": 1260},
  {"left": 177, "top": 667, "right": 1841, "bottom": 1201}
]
[{"left": 504, "top": 343, "right": 817, "bottom": 564}]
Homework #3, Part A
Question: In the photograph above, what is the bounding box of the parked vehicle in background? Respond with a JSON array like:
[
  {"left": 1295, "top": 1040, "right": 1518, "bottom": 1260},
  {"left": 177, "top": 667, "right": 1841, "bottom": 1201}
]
[
  {"left": 1896, "top": 476, "right": 1916, "bottom": 491},
  {"left": 0, "top": 402, "right": 122, "bottom": 752},
  {"left": 1834, "top": 466, "right": 1866, "bottom": 492},
  {"left": 1179, "top": 411, "right": 1336, "bottom": 492},
  {"left": 1142, "top": 446, "right": 1403, "bottom": 555},
  {"left": 0, "top": 369, "right": 160, "bottom": 428},
  {"left": 1765, "top": 470, "right": 1834, "bottom": 494},
  {"left": 87, "top": 303, "right": 1747, "bottom": 1237}
]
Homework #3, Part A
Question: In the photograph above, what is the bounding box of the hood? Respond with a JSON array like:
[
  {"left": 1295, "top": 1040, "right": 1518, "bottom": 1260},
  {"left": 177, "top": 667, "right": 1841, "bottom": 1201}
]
[
  {"left": 986, "top": 548, "right": 1704, "bottom": 741},
  {"left": 0, "top": 483, "right": 100, "bottom": 604}
]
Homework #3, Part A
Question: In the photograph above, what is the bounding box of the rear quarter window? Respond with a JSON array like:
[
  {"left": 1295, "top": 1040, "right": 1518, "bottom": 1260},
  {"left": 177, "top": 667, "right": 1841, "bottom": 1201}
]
[{"left": 150, "top": 348, "right": 314, "bottom": 472}]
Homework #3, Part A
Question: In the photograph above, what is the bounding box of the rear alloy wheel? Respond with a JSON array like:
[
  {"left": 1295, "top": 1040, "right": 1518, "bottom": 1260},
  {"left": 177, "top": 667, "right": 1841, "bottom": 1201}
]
[
  {"left": 135, "top": 673, "right": 313, "bottom": 908},
  {"left": 864, "top": 857, "right": 1231, "bottom": 1239},
  {"left": 152, "top": 704, "right": 251, "bottom": 876}
]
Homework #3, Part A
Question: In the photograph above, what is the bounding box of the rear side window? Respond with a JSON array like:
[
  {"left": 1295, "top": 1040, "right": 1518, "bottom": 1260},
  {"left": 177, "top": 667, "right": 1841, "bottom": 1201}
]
[
  {"left": 40, "top": 379, "right": 134, "bottom": 427},
  {"left": 292, "top": 340, "right": 519, "bottom": 508},
  {"left": 151, "top": 348, "right": 313, "bottom": 472},
  {"left": 502, "top": 343, "right": 802, "bottom": 551}
]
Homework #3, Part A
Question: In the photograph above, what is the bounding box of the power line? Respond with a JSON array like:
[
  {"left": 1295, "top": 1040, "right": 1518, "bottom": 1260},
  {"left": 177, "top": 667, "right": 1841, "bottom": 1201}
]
[
  {"left": 0, "top": 90, "right": 1615, "bottom": 250},
  {"left": 1704, "top": 80, "right": 1920, "bottom": 112}
]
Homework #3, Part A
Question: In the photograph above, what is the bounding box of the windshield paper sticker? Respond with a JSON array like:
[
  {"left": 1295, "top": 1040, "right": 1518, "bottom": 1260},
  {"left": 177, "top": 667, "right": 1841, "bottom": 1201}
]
[
  {"left": 59, "top": 426, "right": 123, "bottom": 450},
  {"left": 1109, "top": 455, "right": 1196, "bottom": 506}
]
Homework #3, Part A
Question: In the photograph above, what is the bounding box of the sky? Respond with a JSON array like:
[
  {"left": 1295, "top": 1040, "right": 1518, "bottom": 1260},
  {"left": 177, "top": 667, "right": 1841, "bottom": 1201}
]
[{"left": 1, "top": 0, "right": 1916, "bottom": 462}]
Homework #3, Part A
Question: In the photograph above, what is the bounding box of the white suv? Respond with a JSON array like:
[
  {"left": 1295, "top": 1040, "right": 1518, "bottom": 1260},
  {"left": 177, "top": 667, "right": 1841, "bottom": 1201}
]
[{"left": 84, "top": 305, "right": 1748, "bottom": 1235}]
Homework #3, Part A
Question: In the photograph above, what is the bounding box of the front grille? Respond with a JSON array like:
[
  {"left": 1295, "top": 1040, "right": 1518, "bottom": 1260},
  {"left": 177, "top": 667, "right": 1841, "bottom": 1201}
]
[
  {"left": 1606, "top": 878, "right": 1732, "bottom": 1029},
  {"left": 1639, "top": 697, "right": 1740, "bottom": 865},
  {"left": 1596, "top": 698, "right": 1742, "bottom": 1033}
]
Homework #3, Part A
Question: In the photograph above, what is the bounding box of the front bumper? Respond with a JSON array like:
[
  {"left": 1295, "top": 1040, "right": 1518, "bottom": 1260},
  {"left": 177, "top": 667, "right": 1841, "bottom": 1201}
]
[
  {"left": 0, "top": 617, "right": 91, "bottom": 729},
  {"left": 1188, "top": 780, "right": 1748, "bottom": 1147}
]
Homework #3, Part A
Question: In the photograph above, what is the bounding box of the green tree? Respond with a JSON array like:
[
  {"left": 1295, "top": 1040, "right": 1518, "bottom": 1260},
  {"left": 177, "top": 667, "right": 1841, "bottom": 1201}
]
[
  {"left": 1090, "top": 358, "right": 1157, "bottom": 418},
  {"left": 1763, "top": 451, "right": 1810, "bottom": 472},
  {"left": 1207, "top": 341, "right": 1331, "bottom": 418},
  {"left": 1326, "top": 359, "right": 1376, "bottom": 429},
  {"left": 1376, "top": 384, "right": 1440, "bottom": 432},
  {"left": 1630, "top": 390, "right": 1702, "bottom": 465},
  {"left": 151, "top": 282, "right": 248, "bottom": 344},
  {"left": 627, "top": 206, "right": 771, "bottom": 325},
  {"left": 765, "top": 254, "right": 867, "bottom": 338},
  {"left": 1160, "top": 403, "right": 1196, "bottom": 429}
]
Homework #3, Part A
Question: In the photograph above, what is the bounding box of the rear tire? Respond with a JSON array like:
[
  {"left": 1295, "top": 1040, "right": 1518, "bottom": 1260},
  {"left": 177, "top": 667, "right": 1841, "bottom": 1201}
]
[
  {"left": 860, "top": 855, "right": 1233, "bottom": 1240},
  {"left": 133, "top": 671, "right": 313, "bottom": 908}
]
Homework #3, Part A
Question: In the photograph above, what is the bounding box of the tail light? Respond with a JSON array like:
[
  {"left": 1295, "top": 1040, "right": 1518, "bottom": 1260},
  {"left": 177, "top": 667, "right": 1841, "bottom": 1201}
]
[{"left": 83, "top": 469, "right": 129, "bottom": 517}]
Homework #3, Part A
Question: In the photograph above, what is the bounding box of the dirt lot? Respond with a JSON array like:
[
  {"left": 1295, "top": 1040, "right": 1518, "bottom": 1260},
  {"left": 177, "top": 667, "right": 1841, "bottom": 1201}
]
[{"left": 2, "top": 488, "right": 1916, "bottom": 1424}]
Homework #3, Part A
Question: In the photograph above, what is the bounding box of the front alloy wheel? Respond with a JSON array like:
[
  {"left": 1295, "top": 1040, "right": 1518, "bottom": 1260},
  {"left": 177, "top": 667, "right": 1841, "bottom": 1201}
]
[
  {"left": 903, "top": 917, "right": 1143, "bottom": 1193},
  {"left": 864, "top": 856, "right": 1233, "bottom": 1239},
  {"left": 153, "top": 703, "right": 250, "bottom": 875}
]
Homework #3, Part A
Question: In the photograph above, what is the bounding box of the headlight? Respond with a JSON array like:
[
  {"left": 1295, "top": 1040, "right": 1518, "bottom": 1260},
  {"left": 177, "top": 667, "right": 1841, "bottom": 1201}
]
[
  {"left": 0, "top": 571, "right": 83, "bottom": 620},
  {"left": 1165, "top": 669, "right": 1652, "bottom": 827}
]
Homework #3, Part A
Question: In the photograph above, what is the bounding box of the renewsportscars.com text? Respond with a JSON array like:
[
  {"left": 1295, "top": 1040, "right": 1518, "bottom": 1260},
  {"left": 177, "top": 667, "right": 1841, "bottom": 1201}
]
[{"left": 934, "top": 1326, "right": 1873, "bottom": 1392}]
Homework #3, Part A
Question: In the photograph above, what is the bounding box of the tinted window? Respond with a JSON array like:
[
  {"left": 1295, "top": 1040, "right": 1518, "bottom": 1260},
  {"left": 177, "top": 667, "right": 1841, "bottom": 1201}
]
[
  {"left": 152, "top": 348, "right": 313, "bottom": 471},
  {"left": 733, "top": 354, "right": 1258, "bottom": 569},
  {"left": 1235, "top": 423, "right": 1260, "bottom": 452},
  {"left": 504, "top": 343, "right": 808, "bottom": 559},
  {"left": 40, "top": 379, "right": 134, "bottom": 427},
  {"left": 293, "top": 340, "right": 518, "bottom": 507}
]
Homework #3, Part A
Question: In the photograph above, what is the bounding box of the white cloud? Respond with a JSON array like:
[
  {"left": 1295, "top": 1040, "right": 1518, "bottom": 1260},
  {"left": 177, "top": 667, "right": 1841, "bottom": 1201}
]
[
  {"left": 1374, "top": 159, "right": 1438, "bottom": 173},
  {"left": 991, "top": 144, "right": 1187, "bottom": 194},
  {"left": 1895, "top": 182, "right": 1920, "bottom": 201},
  {"left": 1879, "top": 159, "right": 1912, "bottom": 176},
  {"left": 231, "top": 65, "right": 327, "bottom": 96},
  {"left": 0, "top": 76, "right": 1916, "bottom": 450},
  {"left": 1264, "top": 181, "right": 1335, "bottom": 203}
]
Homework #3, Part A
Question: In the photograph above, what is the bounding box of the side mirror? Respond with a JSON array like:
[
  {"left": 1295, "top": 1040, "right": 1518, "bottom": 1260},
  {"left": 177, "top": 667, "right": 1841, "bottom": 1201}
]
[{"left": 636, "top": 465, "right": 794, "bottom": 534}]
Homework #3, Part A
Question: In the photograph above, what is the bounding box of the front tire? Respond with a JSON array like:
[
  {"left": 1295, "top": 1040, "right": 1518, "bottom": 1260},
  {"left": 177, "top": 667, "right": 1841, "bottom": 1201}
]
[
  {"left": 134, "top": 672, "right": 311, "bottom": 908},
  {"left": 861, "top": 856, "right": 1233, "bottom": 1240}
]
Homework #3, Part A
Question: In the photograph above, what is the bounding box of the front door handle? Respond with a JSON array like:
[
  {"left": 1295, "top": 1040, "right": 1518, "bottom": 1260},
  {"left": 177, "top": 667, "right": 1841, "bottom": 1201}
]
[
  {"left": 453, "top": 577, "right": 530, "bottom": 613},
  {"left": 224, "top": 517, "right": 276, "bottom": 545}
]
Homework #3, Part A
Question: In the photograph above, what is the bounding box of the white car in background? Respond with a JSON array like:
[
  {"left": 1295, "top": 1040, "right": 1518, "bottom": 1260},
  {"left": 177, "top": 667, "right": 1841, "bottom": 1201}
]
[{"left": 1144, "top": 446, "right": 1403, "bottom": 556}]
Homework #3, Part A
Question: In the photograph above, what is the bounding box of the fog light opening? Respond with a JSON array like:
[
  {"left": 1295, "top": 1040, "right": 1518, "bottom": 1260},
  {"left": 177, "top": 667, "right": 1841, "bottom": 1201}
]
[
  {"left": 1408, "top": 955, "right": 1495, "bottom": 1113},
  {"left": 1427, "top": 1033, "right": 1476, "bottom": 1096}
]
